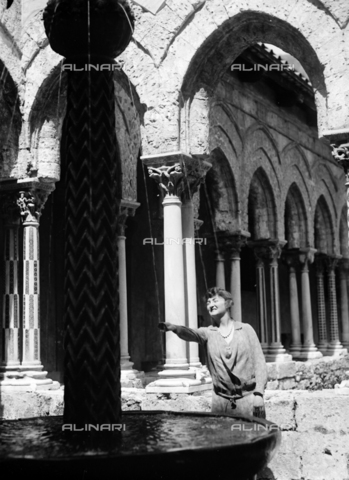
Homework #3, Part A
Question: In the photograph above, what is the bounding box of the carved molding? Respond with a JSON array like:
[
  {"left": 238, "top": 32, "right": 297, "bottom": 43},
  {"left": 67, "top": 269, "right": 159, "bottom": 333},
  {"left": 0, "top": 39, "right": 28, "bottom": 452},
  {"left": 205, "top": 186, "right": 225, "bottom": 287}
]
[
  {"left": 117, "top": 199, "right": 140, "bottom": 236},
  {"left": 17, "top": 189, "right": 52, "bottom": 225},
  {"left": 148, "top": 163, "right": 183, "bottom": 197}
]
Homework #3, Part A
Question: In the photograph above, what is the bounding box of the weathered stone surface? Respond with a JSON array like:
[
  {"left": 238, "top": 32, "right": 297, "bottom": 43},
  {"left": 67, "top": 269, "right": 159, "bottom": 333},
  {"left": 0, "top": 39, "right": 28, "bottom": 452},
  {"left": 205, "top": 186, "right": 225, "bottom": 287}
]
[
  {"left": 264, "top": 391, "right": 296, "bottom": 430},
  {"left": 141, "top": 391, "right": 212, "bottom": 412},
  {"left": 295, "top": 390, "right": 349, "bottom": 434}
]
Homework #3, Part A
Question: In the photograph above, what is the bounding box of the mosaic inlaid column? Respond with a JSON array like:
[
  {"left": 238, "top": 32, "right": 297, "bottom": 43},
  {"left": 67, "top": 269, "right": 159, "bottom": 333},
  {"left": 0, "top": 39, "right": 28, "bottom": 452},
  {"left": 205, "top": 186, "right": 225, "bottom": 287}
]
[
  {"left": 298, "top": 248, "right": 322, "bottom": 359},
  {"left": 315, "top": 256, "right": 328, "bottom": 355},
  {"left": 0, "top": 195, "right": 21, "bottom": 370},
  {"left": 117, "top": 200, "right": 140, "bottom": 371},
  {"left": 284, "top": 252, "right": 302, "bottom": 358},
  {"left": 254, "top": 250, "right": 268, "bottom": 355},
  {"left": 228, "top": 233, "right": 249, "bottom": 323},
  {"left": 17, "top": 189, "right": 51, "bottom": 370},
  {"left": 339, "top": 261, "right": 349, "bottom": 349},
  {"left": 265, "top": 242, "right": 291, "bottom": 362},
  {"left": 325, "top": 256, "right": 347, "bottom": 355}
]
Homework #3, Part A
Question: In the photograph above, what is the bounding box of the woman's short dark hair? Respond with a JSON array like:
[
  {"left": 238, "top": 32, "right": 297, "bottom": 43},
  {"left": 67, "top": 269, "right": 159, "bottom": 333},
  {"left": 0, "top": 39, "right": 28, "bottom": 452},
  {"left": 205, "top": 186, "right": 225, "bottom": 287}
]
[{"left": 205, "top": 287, "right": 234, "bottom": 305}]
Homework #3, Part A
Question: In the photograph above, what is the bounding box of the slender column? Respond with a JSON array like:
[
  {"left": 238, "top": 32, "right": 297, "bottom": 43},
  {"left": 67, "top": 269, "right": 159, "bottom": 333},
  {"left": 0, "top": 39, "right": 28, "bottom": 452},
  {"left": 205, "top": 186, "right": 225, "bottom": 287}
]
[
  {"left": 0, "top": 195, "right": 21, "bottom": 370},
  {"left": 148, "top": 164, "right": 188, "bottom": 369},
  {"left": 298, "top": 248, "right": 322, "bottom": 359},
  {"left": 339, "top": 261, "right": 349, "bottom": 348},
  {"left": 315, "top": 256, "right": 328, "bottom": 354},
  {"left": 117, "top": 200, "right": 140, "bottom": 371},
  {"left": 17, "top": 190, "right": 51, "bottom": 370},
  {"left": 254, "top": 254, "right": 268, "bottom": 354},
  {"left": 182, "top": 198, "right": 201, "bottom": 367},
  {"left": 228, "top": 233, "right": 249, "bottom": 322},
  {"left": 284, "top": 253, "right": 302, "bottom": 358},
  {"left": 325, "top": 256, "right": 347, "bottom": 355},
  {"left": 266, "top": 242, "right": 292, "bottom": 362},
  {"left": 215, "top": 250, "right": 226, "bottom": 289}
]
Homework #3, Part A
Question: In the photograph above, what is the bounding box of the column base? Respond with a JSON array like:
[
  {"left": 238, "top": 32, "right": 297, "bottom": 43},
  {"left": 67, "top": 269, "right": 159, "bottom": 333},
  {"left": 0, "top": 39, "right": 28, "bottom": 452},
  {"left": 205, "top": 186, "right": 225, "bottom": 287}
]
[
  {"left": 296, "top": 345, "right": 323, "bottom": 359},
  {"left": 289, "top": 345, "right": 302, "bottom": 357},
  {"left": 158, "top": 369, "right": 196, "bottom": 380},
  {"left": 145, "top": 376, "right": 212, "bottom": 394},
  {"left": 316, "top": 341, "right": 329, "bottom": 355},
  {"left": 121, "top": 369, "right": 145, "bottom": 388},
  {"left": 189, "top": 362, "right": 202, "bottom": 368},
  {"left": 326, "top": 342, "right": 348, "bottom": 356},
  {"left": 121, "top": 358, "right": 135, "bottom": 370},
  {"left": 265, "top": 353, "right": 293, "bottom": 363},
  {"left": 163, "top": 362, "right": 190, "bottom": 370},
  {"left": 0, "top": 370, "right": 60, "bottom": 392},
  {"left": 18, "top": 364, "right": 44, "bottom": 372},
  {"left": 261, "top": 343, "right": 269, "bottom": 355}
]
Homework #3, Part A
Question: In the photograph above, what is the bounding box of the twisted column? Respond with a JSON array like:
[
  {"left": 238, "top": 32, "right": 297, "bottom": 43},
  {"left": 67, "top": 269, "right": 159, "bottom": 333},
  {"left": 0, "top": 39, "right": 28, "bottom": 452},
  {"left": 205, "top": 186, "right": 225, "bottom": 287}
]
[
  {"left": 315, "top": 256, "right": 328, "bottom": 354},
  {"left": 298, "top": 249, "right": 322, "bottom": 359},
  {"left": 325, "top": 257, "right": 347, "bottom": 355}
]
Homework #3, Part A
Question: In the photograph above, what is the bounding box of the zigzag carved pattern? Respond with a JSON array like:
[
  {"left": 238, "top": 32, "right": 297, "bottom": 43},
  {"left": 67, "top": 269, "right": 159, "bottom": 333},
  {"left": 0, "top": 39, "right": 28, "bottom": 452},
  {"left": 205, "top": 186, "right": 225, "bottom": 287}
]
[{"left": 63, "top": 68, "right": 120, "bottom": 425}]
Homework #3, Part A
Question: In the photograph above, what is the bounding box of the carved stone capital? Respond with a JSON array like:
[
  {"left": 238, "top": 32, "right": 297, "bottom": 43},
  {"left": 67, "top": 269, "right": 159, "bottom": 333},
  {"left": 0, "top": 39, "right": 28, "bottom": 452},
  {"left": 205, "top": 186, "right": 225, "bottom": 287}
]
[
  {"left": 117, "top": 200, "right": 140, "bottom": 236},
  {"left": 299, "top": 247, "right": 317, "bottom": 267},
  {"left": 324, "top": 255, "right": 342, "bottom": 273},
  {"left": 250, "top": 239, "right": 287, "bottom": 265},
  {"left": 331, "top": 143, "right": 349, "bottom": 176},
  {"left": 180, "top": 157, "right": 212, "bottom": 201},
  {"left": 282, "top": 248, "right": 300, "bottom": 270},
  {"left": 17, "top": 186, "right": 54, "bottom": 225},
  {"left": 148, "top": 163, "right": 183, "bottom": 198}
]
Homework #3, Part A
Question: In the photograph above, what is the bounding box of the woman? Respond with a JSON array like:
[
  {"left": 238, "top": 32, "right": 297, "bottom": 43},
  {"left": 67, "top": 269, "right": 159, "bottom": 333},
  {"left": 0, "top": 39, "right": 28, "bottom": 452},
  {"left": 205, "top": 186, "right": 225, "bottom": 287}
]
[{"left": 158, "top": 287, "right": 267, "bottom": 418}]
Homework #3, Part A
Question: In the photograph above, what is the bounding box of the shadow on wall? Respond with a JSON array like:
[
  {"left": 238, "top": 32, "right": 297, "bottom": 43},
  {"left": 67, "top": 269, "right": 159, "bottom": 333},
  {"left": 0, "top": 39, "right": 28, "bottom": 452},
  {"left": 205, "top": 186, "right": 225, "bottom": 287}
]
[{"left": 257, "top": 466, "right": 276, "bottom": 479}]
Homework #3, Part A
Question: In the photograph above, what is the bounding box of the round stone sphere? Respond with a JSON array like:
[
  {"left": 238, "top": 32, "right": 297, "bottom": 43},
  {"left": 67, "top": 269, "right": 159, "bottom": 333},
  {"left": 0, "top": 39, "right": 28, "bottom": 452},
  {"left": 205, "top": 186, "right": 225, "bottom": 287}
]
[{"left": 43, "top": 0, "right": 135, "bottom": 59}]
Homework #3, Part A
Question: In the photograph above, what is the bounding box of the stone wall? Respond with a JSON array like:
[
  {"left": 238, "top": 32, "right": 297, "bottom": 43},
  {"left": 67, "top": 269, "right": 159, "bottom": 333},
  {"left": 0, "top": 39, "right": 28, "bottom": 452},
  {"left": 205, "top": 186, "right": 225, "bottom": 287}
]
[
  {"left": 266, "top": 354, "right": 349, "bottom": 390},
  {"left": 1, "top": 387, "right": 349, "bottom": 480}
]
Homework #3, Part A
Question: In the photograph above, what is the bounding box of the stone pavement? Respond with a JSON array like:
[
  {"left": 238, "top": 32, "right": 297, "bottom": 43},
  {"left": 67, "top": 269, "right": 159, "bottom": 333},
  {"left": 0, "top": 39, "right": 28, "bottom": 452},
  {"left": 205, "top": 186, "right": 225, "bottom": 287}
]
[{"left": 1, "top": 388, "right": 348, "bottom": 480}]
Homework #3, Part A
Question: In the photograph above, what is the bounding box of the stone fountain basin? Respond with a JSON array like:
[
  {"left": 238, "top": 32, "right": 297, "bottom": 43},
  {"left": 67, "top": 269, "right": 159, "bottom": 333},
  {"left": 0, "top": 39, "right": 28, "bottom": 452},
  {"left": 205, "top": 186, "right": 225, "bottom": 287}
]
[{"left": 0, "top": 411, "right": 281, "bottom": 480}]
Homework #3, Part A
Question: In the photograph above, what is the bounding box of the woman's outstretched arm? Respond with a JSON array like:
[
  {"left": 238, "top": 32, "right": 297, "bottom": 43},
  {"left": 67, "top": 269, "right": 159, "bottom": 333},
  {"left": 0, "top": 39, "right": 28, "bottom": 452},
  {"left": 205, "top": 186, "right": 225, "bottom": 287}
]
[{"left": 158, "top": 323, "right": 208, "bottom": 346}]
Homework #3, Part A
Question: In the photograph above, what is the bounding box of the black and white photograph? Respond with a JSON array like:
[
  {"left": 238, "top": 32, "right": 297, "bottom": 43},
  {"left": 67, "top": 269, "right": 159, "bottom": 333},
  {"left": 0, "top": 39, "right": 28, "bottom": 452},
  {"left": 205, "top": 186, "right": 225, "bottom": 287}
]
[{"left": 0, "top": 1, "right": 348, "bottom": 479}]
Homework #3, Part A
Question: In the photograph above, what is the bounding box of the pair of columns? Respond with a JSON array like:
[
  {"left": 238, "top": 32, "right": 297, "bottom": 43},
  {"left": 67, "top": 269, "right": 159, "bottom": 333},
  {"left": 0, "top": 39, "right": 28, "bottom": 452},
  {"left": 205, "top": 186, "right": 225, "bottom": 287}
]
[
  {"left": 314, "top": 255, "right": 348, "bottom": 355},
  {"left": 213, "top": 232, "right": 250, "bottom": 323},
  {"left": 0, "top": 184, "right": 56, "bottom": 388},
  {"left": 143, "top": 152, "right": 211, "bottom": 371},
  {"left": 252, "top": 241, "right": 293, "bottom": 362}
]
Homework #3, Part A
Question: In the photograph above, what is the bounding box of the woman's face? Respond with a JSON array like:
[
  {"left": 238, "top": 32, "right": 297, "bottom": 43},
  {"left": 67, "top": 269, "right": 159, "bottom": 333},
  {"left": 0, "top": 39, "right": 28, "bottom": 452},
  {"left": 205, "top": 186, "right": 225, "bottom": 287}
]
[{"left": 206, "top": 295, "right": 227, "bottom": 316}]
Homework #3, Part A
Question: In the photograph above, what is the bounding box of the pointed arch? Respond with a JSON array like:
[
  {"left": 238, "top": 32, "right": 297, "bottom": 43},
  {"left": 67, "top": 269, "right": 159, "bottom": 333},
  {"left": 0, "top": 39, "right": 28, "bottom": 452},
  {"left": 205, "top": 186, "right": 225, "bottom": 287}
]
[
  {"left": 314, "top": 195, "right": 335, "bottom": 255},
  {"left": 284, "top": 183, "right": 309, "bottom": 249},
  {"left": 203, "top": 147, "right": 239, "bottom": 233},
  {"left": 248, "top": 167, "right": 277, "bottom": 240}
]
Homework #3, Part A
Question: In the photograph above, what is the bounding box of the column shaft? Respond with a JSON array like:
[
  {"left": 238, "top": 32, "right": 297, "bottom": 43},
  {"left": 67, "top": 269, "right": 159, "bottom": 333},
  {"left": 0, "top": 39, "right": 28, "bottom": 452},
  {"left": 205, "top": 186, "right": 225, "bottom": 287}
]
[
  {"left": 215, "top": 251, "right": 225, "bottom": 289},
  {"left": 21, "top": 222, "right": 42, "bottom": 369},
  {"left": 326, "top": 258, "right": 346, "bottom": 355},
  {"left": 182, "top": 200, "right": 200, "bottom": 367},
  {"left": 163, "top": 195, "right": 188, "bottom": 369},
  {"left": 298, "top": 250, "right": 322, "bottom": 359},
  {"left": 255, "top": 258, "right": 268, "bottom": 354},
  {"left": 1, "top": 223, "right": 20, "bottom": 369},
  {"left": 118, "top": 234, "right": 133, "bottom": 369},
  {"left": 230, "top": 252, "right": 241, "bottom": 322},
  {"left": 340, "top": 268, "right": 349, "bottom": 348},
  {"left": 288, "top": 265, "right": 302, "bottom": 357},
  {"left": 316, "top": 258, "right": 328, "bottom": 354}
]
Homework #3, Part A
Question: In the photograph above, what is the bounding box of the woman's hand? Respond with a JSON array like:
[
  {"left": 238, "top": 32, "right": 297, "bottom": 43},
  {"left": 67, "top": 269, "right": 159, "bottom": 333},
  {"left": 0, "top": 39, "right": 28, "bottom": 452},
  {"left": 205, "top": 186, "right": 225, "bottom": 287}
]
[
  {"left": 158, "top": 322, "right": 175, "bottom": 332},
  {"left": 252, "top": 394, "right": 265, "bottom": 418}
]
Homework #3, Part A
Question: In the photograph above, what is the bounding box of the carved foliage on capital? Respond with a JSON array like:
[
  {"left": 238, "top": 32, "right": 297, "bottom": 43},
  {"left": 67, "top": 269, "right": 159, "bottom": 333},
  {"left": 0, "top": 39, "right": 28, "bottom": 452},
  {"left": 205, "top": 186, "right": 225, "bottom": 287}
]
[
  {"left": 17, "top": 189, "right": 51, "bottom": 225},
  {"left": 117, "top": 203, "right": 138, "bottom": 236},
  {"left": 253, "top": 241, "right": 285, "bottom": 266},
  {"left": 180, "top": 159, "right": 212, "bottom": 202},
  {"left": 148, "top": 164, "right": 183, "bottom": 197},
  {"left": 331, "top": 143, "right": 349, "bottom": 177},
  {"left": 324, "top": 256, "right": 341, "bottom": 274}
]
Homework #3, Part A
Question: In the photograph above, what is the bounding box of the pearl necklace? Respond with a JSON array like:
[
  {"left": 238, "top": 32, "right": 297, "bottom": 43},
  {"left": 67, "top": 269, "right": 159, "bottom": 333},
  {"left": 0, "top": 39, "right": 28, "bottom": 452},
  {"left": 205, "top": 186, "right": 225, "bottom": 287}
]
[{"left": 219, "top": 323, "right": 234, "bottom": 339}]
